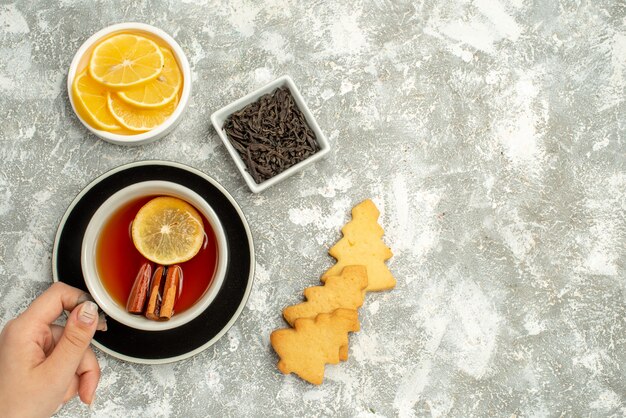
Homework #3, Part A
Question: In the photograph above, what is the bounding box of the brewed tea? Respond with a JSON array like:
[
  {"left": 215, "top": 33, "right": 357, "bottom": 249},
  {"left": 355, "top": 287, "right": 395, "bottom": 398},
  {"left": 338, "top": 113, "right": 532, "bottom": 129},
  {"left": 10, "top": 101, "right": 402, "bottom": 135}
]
[{"left": 96, "top": 196, "right": 218, "bottom": 315}]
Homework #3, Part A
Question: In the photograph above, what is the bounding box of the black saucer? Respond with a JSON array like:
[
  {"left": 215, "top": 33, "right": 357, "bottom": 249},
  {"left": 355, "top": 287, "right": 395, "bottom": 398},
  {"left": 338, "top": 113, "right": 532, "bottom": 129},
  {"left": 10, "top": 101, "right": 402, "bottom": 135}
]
[{"left": 52, "top": 161, "right": 254, "bottom": 363}]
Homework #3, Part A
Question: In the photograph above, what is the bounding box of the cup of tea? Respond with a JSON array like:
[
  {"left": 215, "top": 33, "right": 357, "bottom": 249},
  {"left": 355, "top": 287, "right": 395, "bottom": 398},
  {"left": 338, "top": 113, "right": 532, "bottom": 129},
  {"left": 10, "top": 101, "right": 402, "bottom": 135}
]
[{"left": 81, "top": 181, "right": 229, "bottom": 331}]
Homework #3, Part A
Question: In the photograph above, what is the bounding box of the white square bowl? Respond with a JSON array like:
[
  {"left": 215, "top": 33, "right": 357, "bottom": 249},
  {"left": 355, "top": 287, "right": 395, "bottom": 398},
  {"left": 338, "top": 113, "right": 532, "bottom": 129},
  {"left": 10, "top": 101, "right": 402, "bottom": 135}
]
[{"left": 210, "top": 75, "right": 330, "bottom": 193}]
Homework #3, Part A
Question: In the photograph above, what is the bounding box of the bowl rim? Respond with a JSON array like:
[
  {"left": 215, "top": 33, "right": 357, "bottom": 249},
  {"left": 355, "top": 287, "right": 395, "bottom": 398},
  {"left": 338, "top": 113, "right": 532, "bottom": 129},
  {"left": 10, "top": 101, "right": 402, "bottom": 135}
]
[
  {"left": 210, "top": 75, "right": 331, "bottom": 193},
  {"left": 80, "top": 180, "right": 229, "bottom": 331},
  {"left": 67, "top": 22, "right": 192, "bottom": 146}
]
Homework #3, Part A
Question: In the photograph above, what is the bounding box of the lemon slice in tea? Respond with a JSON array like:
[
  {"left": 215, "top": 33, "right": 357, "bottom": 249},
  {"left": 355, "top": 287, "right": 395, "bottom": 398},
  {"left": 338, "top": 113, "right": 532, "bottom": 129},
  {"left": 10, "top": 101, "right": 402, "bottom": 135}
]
[{"left": 131, "top": 197, "right": 205, "bottom": 265}]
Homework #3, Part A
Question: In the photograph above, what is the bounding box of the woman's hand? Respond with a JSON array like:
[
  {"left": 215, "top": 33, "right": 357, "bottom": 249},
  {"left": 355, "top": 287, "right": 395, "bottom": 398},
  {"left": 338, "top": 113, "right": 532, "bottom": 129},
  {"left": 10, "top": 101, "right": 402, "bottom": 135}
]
[{"left": 0, "top": 282, "right": 106, "bottom": 417}]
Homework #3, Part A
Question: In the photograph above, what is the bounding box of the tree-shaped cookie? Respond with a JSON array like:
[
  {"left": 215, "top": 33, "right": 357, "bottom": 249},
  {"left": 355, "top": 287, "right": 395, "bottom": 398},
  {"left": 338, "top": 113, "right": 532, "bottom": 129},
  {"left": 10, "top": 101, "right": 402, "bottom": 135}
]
[
  {"left": 322, "top": 199, "right": 395, "bottom": 291},
  {"left": 270, "top": 309, "right": 360, "bottom": 385},
  {"left": 283, "top": 266, "right": 367, "bottom": 362},
  {"left": 283, "top": 265, "right": 368, "bottom": 326}
]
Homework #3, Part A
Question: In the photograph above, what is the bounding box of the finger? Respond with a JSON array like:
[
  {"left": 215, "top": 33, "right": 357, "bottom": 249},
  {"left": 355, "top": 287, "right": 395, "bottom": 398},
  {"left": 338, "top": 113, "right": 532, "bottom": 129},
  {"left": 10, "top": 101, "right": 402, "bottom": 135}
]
[
  {"left": 21, "top": 282, "right": 93, "bottom": 325},
  {"left": 76, "top": 347, "right": 100, "bottom": 405},
  {"left": 62, "top": 374, "right": 79, "bottom": 403},
  {"left": 51, "top": 325, "right": 99, "bottom": 405},
  {"left": 46, "top": 324, "right": 65, "bottom": 356},
  {"left": 39, "top": 301, "right": 99, "bottom": 391},
  {"left": 97, "top": 312, "right": 108, "bottom": 332},
  {"left": 49, "top": 321, "right": 107, "bottom": 353}
]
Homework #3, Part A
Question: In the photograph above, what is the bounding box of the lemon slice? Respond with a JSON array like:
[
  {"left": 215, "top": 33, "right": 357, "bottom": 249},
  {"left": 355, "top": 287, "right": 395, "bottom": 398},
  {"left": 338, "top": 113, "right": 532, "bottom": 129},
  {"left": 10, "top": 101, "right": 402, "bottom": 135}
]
[
  {"left": 132, "top": 197, "right": 205, "bottom": 265},
  {"left": 72, "top": 70, "right": 121, "bottom": 131},
  {"left": 107, "top": 92, "right": 177, "bottom": 132},
  {"left": 117, "top": 48, "right": 182, "bottom": 108},
  {"left": 89, "top": 34, "right": 164, "bottom": 89}
]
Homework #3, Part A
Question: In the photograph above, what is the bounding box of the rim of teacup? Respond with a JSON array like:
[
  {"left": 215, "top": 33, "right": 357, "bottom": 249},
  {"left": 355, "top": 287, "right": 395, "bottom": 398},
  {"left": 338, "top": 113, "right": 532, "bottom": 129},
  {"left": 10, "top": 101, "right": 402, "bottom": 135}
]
[{"left": 81, "top": 180, "right": 228, "bottom": 331}]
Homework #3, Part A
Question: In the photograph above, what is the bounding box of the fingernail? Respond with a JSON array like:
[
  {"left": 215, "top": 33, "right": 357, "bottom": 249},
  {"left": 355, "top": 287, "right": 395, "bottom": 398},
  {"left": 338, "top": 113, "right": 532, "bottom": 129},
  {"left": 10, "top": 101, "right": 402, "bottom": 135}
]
[
  {"left": 97, "top": 312, "right": 108, "bottom": 331},
  {"left": 78, "top": 301, "right": 99, "bottom": 325}
]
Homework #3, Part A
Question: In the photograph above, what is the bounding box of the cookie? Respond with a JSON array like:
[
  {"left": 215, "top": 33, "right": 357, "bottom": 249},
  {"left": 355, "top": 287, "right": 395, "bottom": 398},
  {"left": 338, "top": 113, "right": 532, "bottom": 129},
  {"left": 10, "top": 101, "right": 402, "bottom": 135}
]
[
  {"left": 322, "top": 199, "right": 396, "bottom": 291},
  {"left": 339, "top": 344, "right": 349, "bottom": 361},
  {"left": 283, "top": 265, "right": 368, "bottom": 326},
  {"left": 270, "top": 308, "right": 360, "bottom": 385}
]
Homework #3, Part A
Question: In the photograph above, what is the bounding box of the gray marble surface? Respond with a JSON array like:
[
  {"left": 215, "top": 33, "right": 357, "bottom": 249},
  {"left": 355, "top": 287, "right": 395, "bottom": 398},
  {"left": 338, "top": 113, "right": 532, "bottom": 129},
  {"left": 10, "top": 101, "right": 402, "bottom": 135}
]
[{"left": 1, "top": 0, "right": 625, "bottom": 417}]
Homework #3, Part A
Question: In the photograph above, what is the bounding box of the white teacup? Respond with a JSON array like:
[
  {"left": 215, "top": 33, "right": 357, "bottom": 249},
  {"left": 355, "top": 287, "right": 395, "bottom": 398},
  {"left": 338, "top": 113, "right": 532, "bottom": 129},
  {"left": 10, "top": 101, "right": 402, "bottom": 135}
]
[{"left": 81, "top": 181, "right": 228, "bottom": 331}]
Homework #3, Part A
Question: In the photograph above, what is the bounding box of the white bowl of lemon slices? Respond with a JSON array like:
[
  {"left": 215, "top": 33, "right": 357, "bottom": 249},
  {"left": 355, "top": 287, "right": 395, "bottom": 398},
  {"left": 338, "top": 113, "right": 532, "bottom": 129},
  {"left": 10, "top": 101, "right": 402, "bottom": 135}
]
[{"left": 67, "top": 23, "right": 191, "bottom": 146}]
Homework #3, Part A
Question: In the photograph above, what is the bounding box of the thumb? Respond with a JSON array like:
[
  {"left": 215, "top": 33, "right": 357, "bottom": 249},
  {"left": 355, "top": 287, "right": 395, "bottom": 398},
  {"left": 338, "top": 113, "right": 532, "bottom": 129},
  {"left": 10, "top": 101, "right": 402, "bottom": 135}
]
[{"left": 42, "top": 301, "right": 99, "bottom": 385}]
